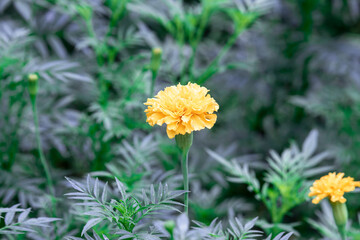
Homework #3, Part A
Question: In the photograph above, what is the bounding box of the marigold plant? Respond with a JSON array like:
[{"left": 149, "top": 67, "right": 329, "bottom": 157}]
[
  {"left": 144, "top": 82, "right": 219, "bottom": 139},
  {"left": 309, "top": 172, "right": 360, "bottom": 204}
]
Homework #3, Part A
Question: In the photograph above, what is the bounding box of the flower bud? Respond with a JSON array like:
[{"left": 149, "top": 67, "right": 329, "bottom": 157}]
[
  {"left": 330, "top": 201, "right": 348, "bottom": 237},
  {"left": 28, "top": 73, "right": 39, "bottom": 96},
  {"left": 150, "top": 47, "right": 162, "bottom": 74},
  {"left": 175, "top": 133, "right": 193, "bottom": 154},
  {"left": 164, "top": 220, "right": 175, "bottom": 235}
]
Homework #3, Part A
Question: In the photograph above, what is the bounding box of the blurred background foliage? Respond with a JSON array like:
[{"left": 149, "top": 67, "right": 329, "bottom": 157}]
[{"left": 1, "top": 0, "right": 360, "bottom": 239}]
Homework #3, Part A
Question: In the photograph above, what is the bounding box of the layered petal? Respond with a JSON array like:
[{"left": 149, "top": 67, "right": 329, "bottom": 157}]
[
  {"left": 309, "top": 172, "right": 360, "bottom": 204},
  {"left": 144, "top": 83, "right": 219, "bottom": 138}
]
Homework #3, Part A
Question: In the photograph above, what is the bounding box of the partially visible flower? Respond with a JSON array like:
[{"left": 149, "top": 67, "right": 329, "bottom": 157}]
[
  {"left": 309, "top": 172, "right": 360, "bottom": 204},
  {"left": 144, "top": 83, "right": 219, "bottom": 139}
]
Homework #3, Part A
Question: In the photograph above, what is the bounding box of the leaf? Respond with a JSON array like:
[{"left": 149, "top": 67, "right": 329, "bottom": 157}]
[
  {"left": 150, "top": 184, "right": 156, "bottom": 204},
  {"left": 8, "top": 226, "right": 36, "bottom": 233},
  {"left": 101, "top": 182, "right": 108, "bottom": 203},
  {"left": 5, "top": 208, "right": 16, "bottom": 225},
  {"left": 305, "top": 151, "right": 331, "bottom": 168},
  {"left": 270, "top": 232, "right": 293, "bottom": 240},
  {"left": 303, "top": 166, "right": 333, "bottom": 178},
  {"left": 244, "top": 217, "right": 258, "bottom": 231},
  {"left": 65, "top": 177, "right": 85, "bottom": 192},
  {"left": 94, "top": 178, "right": 99, "bottom": 199},
  {"left": 62, "top": 72, "right": 92, "bottom": 82},
  {"left": 115, "top": 178, "right": 126, "bottom": 200},
  {"left": 18, "top": 208, "right": 30, "bottom": 223},
  {"left": 87, "top": 175, "right": 92, "bottom": 194},
  {"left": 81, "top": 218, "right": 103, "bottom": 236},
  {"left": 0, "top": 0, "right": 11, "bottom": 12},
  {"left": 47, "top": 35, "right": 68, "bottom": 58},
  {"left": 176, "top": 213, "right": 189, "bottom": 234},
  {"left": 14, "top": 1, "right": 31, "bottom": 20},
  {"left": 302, "top": 129, "right": 318, "bottom": 158}
]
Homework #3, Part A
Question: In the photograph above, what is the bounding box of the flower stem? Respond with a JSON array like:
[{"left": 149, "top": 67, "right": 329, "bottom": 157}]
[
  {"left": 175, "top": 133, "right": 193, "bottom": 214},
  {"left": 181, "top": 150, "right": 189, "bottom": 214},
  {"left": 196, "top": 29, "right": 241, "bottom": 85},
  {"left": 150, "top": 71, "right": 158, "bottom": 97},
  {"left": 149, "top": 47, "right": 162, "bottom": 96},
  {"left": 30, "top": 96, "right": 54, "bottom": 195}
]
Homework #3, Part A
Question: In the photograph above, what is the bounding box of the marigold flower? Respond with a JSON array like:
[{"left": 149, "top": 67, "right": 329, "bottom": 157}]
[
  {"left": 144, "top": 83, "right": 219, "bottom": 139},
  {"left": 309, "top": 172, "right": 360, "bottom": 204}
]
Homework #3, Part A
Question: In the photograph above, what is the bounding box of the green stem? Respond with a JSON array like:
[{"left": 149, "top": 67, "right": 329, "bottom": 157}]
[
  {"left": 181, "top": 150, "right": 189, "bottom": 214},
  {"left": 331, "top": 201, "right": 348, "bottom": 240},
  {"left": 196, "top": 30, "right": 241, "bottom": 84},
  {"left": 175, "top": 133, "right": 193, "bottom": 214},
  {"left": 186, "top": 9, "right": 209, "bottom": 82},
  {"left": 30, "top": 96, "right": 54, "bottom": 195},
  {"left": 8, "top": 85, "right": 27, "bottom": 170},
  {"left": 179, "top": 44, "right": 187, "bottom": 85},
  {"left": 187, "top": 46, "right": 197, "bottom": 82},
  {"left": 150, "top": 70, "right": 158, "bottom": 97},
  {"left": 194, "top": 9, "right": 209, "bottom": 45}
]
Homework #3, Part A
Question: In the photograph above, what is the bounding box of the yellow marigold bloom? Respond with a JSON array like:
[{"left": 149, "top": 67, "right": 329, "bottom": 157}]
[
  {"left": 144, "top": 83, "right": 219, "bottom": 139},
  {"left": 309, "top": 172, "right": 360, "bottom": 204}
]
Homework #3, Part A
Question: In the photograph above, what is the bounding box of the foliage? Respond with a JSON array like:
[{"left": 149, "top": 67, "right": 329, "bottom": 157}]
[
  {"left": 210, "top": 130, "right": 332, "bottom": 234},
  {"left": 1, "top": 0, "right": 360, "bottom": 239},
  {"left": 0, "top": 204, "right": 59, "bottom": 236},
  {"left": 65, "top": 175, "right": 184, "bottom": 238}
]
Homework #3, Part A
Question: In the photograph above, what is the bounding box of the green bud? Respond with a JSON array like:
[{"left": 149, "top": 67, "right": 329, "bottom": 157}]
[
  {"left": 175, "top": 133, "right": 193, "bottom": 154},
  {"left": 28, "top": 73, "right": 39, "bottom": 96},
  {"left": 330, "top": 201, "right": 348, "bottom": 238},
  {"left": 152, "top": 47, "right": 162, "bottom": 55},
  {"left": 150, "top": 47, "right": 162, "bottom": 73},
  {"left": 164, "top": 220, "right": 175, "bottom": 234}
]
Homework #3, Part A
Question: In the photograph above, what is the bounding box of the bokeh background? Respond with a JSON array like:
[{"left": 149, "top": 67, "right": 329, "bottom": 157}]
[{"left": 1, "top": 0, "right": 360, "bottom": 239}]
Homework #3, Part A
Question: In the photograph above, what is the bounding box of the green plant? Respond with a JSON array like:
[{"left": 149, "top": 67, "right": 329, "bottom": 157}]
[
  {"left": 128, "top": 0, "right": 258, "bottom": 85},
  {"left": 307, "top": 201, "right": 360, "bottom": 240},
  {"left": 210, "top": 130, "right": 332, "bottom": 235},
  {"left": 155, "top": 213, "right": 293, "bottom": 240},
  {"left": 65, "top": 175, "right": 185, "bottom": 238},
  {"left": 0, "top": 204, "right": 59, "bottom": 236},
  {"left": 2, "top": 0, "right": 360, "bottom": 239}
]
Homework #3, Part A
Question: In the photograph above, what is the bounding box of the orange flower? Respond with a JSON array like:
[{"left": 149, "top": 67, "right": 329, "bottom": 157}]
[
  {"left": 144, "top": 83, "right": 219, "bottom": 139},
  {"left": 309, "top": 172, "right": 360, "bottom": 204}
]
